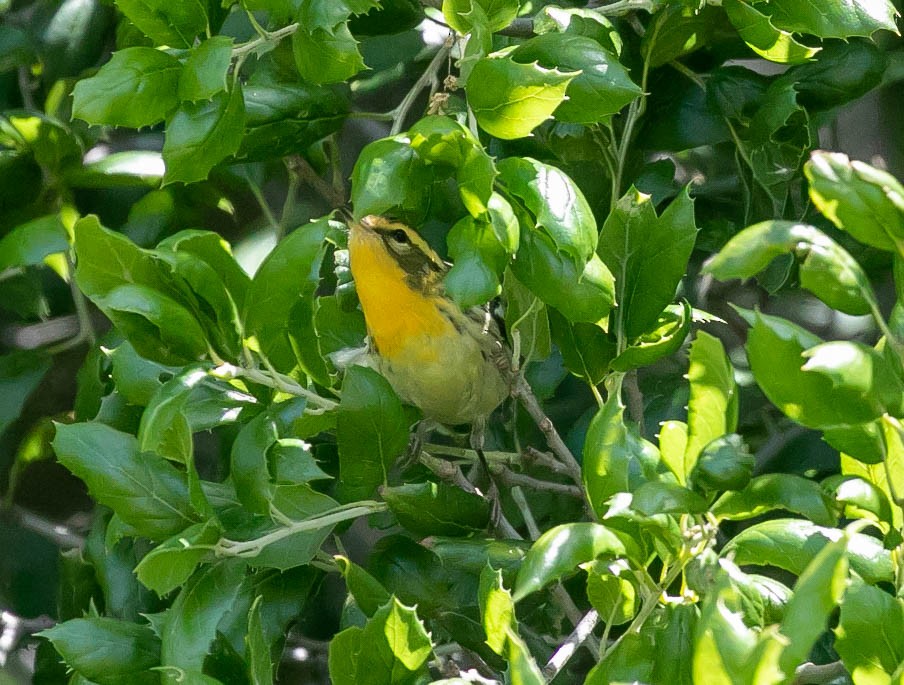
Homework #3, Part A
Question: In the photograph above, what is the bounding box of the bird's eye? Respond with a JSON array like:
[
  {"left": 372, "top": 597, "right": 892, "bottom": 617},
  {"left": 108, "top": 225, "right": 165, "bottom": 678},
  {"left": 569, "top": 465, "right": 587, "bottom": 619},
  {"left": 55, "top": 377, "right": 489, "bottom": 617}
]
[{"left": 390, "top": 229, "right": 410, "bottom": 244}]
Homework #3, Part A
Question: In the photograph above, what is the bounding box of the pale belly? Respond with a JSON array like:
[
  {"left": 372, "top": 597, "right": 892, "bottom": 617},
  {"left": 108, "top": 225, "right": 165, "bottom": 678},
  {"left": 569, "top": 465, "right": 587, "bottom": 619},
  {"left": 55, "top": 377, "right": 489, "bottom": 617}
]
[{"left": 379, "top": 330, "right": 509, "bottom": 425}]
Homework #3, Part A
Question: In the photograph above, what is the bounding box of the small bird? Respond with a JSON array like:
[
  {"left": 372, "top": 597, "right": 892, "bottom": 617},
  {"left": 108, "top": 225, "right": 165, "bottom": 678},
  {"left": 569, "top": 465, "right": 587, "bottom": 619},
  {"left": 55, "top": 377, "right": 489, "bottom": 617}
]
[{"left": 347, "top": 215, "right": 510, "bottom": 427}]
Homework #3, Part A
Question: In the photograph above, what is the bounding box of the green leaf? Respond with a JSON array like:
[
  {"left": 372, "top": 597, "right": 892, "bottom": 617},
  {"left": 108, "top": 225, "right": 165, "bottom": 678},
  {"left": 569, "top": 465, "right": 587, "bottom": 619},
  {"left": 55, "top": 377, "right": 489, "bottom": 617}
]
[
  {"left": 407, "top": 116, "right": 499, "bottom": 219},
  {"left": 610, "top": 300, "right": 692, "bottom": 372},
  {"left": 586, "top": 568, "right": 636, "bottom": 625},
  {"left": 712, "top": 474, "right": 837, "bottom": 526},
  {"left": 509, "top": 33, "right": 641, "bottom": 124},
  {"left": 692, "top": 562, "right": 759, "bottom": 685},
  {"left": 272, "top": 438, "right": 332, "bottom": 485},
  {"left": 841, "top": 451, "right": 904, "bottom": 531},
  {"left": 108, "top": 342, "right": 176, "bottom": 407},
  {"left": 232, "top": 399, "right": 306, "bottom": 514},
  {"left": 683, "top": 331, "right": 738, "bottom": 475},
  {"left": 329, "top": 597, "right": 433, "bottom": 685},
  {"left": 778, "top": 534, "right": 849, "bottom": 676},
  {"left": 156, "top": 230, "right": 250, "bottom": 312},
  {"left": 163, "top": 84, "right": 246, "bottom": 185},
  {"left": 329, "top": 627, "right": 363, "bottom": 684},
  {"left": 723, "top": 0, "right": 820, "bottom": 65},
  {"left": 549, "top": 309, "right": 615, "bottom": 385},
  {"left": 178, "top": 36, "right": 234, "bottom": 102},
  {"left": 247, "top": 596, "right": 273, "bottom": 685},
  {"left": 835, "top": 583, "right": 904, "bottom": 683},
  {"left": 688, "top": 434, "right": 754, "bottom": 492},
  {"left": 95, "top": 284, "right": 208, "bottom": 366},
  {"left": 759, "top": 0, "right": 899, "bottom": 39},
  {"left": 0, "top": 213, "right": 68, "bottom": 270},
  {"left": 292, "top": 22, "right": 366, "bottom": 85},
  {"left": 583, "top": 396, "right": 661, "bottom": 518},
  {"left": 741, "top": 308, "right": 887, "bottom": 429},
  {"left": 337, "top": 366, "right": 410, "bottom": 501},
  {"left": 350, "top": 138, "right": 429, "bottom": 222},
  {"left": 443, "top": 216, "right": 506, "bottom": 307},
  {"left": 704, "top": 220, "right": 876, "bottom": 316},
  {"left": 643, "top": 4, "right": 722, "bottom": 67},
  {"left": 137, "top": 366, "right": 209, "bottom": 463},
  {"left": 780, "top": 39, "right": 888, "bottom": 111},
  {"left": 39, "top": 618, "right": 160, "bottom": 684},
  {"left": 159, "top": 560, "right": 247, "bottom": 674},
  {"left": 134, "top": 519, "right": 220, "bottom": 596},
  {"left": 382, "top": 481, "right": 490, "bottom": 537},
  {"left": 468, "top": 53, "right": 577, "bottom": 140},
  {"left": 659, "top": 420, "right": 689, "bottom": 486},
  {"left": 114, "top": 0, "right": 208, "bottom": 47},
  {"left": 479, "top": 565, "right": 515, "bottom": 656},
  {"left": 805, "top": 151, "right": 904, "bottom": 254},
  {"left": 502, "top": 272, "right": 551, "bottom": 363},
  {"left": 631, "top": 481, "right": 708, "bottom": 516},
  {"left": 824, "top": 475, "right": 896, "bottom": 535},
  {"left": 239, "top": 82, "right": 348, "bottom": 162},
  {"left": 511, "top": 230, "right": 615, "bottom": 323},
  {"left": 598, "top": 186, "right": 697, "bottom": 339},
  {"left": 723, "top": 519, "right": 894, "bottom": 585},
  {"left": 336, "top": 556, "right": 391, "bottom": 618},
  {"left": 72, "top": 48, "right": 182, "bottom": 128},
  {"left": 497, "top": 156, "right": 597, "bottom": 263},
  {"left": 74, "top": 215, "right": 169, "bottom": 300},
  {"left": 513, "top": 522, "right": 627, "bottom": 601},
  {"left": 443, "top": 0, "right": 519, "bottom": 33},
  {"left": 52, "top": 422, "right": 197, "bottom": 541},
  {"left": 533, "top": 5, "right": 623, "bottom": 55},
  {"left": 244, "top": 218, "right": 335, "bottom": 377},
  {"left": 801, "top": 341, "right": 904, "bottom": 418},
  {"left": 249, "top": 484, "right": 341, "bottom": 569},
  {"left": 155, "top": 255, "right": 240, "bottom": 360},
  {"left": 504, "top": 628, "right": 545, "bottom": 685}
]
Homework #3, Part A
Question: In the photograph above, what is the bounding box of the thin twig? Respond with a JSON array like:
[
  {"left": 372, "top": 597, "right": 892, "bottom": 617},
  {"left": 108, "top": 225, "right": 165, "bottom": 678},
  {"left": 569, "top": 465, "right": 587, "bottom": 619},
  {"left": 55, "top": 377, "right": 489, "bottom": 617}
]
[
  {"left": 511, "top": 486, "right": 541, "bottom": 540},
  {"left": 390, "top": 38, "right": 453, "bottom": 136},
  {"left": 0, "top": 611, "right": 55, "bottom": 666},
  {"left": 523, "top": 446, "right": 572, "bottom": 476},
  {"left": 542, "top": 609, "right": 600, "bottom": 680},
  {"left": 623, "top": 370, "right": 645, "bottom": 436},
  {"left": 232, "top": 22, "right": 300, "bottom": 57},
  {"left": 213, "top": 363, "right": 338, "bottom": 410},
  {"left": 216, "top": 502, "right": 387, "bottom": 557},
  {"left": 793, "top": 661, "right": 848, "bottom": 685},
  {"left": 494, "top": 467, "right": 585, "bottom": 500},
  {"left": 286, "top": 155, "right": 347, "bottom": 209},
  {"left": 510, "top": 373, "right": 583, "bottom": 486},
  {"left": 419, "top": 451, "right": 482, "bottom": 494},
  {"left": 2, "top": 504, "right": 85, "bottom": 549},
  {"left": 497, "top": 18, "right": 534, "bottom": 37}
]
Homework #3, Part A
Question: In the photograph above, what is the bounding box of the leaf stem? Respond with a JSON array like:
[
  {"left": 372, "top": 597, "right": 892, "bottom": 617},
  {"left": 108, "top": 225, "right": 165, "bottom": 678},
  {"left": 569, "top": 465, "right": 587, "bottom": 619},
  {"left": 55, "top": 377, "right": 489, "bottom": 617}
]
[
  {"left": 390, "top": 37, "right": 453, "bottom": 136},
  {"left": 213, "top": 363, "right": 339, "bottom": 410},
  {"left": 215, "top": 501, "right": 387, "bottom": 557},
  {"left": 232, "top": 22, "right": 300, "bottom": 58}
]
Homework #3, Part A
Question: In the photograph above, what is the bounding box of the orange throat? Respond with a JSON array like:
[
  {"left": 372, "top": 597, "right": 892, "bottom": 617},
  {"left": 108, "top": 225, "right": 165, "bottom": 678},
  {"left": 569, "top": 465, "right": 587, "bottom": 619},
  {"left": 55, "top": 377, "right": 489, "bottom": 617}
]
[{"left": 348, "top": 225, "right": 453, "bottom": 361}]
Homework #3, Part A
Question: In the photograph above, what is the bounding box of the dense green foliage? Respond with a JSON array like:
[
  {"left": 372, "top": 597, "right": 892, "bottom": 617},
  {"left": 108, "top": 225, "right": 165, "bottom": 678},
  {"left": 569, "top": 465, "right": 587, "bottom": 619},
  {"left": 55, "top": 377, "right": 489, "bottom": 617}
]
[{"left": 2, "top": 0, "right": 904, "bottom": 683}]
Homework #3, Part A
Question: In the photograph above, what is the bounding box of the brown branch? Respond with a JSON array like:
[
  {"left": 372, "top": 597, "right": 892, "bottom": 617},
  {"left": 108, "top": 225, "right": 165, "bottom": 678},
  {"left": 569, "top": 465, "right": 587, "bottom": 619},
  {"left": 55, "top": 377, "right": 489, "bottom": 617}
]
[
  {"left": 510, "top": 373, "right": 583, "bottom": 486},
  {"left": 286, "top": 155, "right": 347, "bottom": 209}
]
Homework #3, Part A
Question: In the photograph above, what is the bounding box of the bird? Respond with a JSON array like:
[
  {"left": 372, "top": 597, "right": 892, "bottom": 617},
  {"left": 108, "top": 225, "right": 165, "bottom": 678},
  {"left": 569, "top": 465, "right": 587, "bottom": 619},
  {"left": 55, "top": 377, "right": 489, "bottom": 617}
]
[{"left": 346, "top": 214, "right": 510, "bottom": 429}]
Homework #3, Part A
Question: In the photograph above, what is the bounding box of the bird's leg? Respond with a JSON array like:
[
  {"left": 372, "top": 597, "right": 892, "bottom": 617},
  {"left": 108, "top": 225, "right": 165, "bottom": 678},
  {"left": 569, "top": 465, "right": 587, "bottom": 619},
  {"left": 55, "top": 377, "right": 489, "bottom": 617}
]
[
  {"left": 470, "top": 417, "right": 504, "bottom": 529},
  {"left": 404, "top": 419, "right": 434, "bottom": 468}
]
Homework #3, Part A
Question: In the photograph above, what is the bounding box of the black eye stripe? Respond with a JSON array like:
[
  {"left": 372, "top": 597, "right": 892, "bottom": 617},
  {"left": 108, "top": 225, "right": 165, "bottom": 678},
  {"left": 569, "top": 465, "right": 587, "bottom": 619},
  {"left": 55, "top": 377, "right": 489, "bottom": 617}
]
[{"left": 390, "top": 229, "right": 409, "bottom": 243}]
